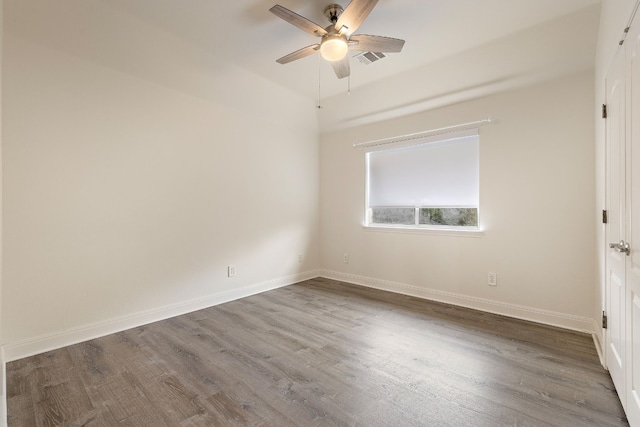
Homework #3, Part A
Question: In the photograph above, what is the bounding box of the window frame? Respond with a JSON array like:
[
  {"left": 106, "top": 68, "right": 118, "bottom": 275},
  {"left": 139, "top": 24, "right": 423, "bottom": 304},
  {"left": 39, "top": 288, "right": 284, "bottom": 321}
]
[{"left": 362, "top": 128, "right": 483, "bottom": 235}]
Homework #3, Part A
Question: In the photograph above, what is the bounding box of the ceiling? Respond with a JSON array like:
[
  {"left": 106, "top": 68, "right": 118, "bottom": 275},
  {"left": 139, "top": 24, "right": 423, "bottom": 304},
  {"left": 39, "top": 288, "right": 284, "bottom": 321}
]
[
  {"left": 5, "top": 0, "right": 603, "bottom": 131},
  {"left": 102, "top": 0, "right": 601, "bottom": 95}
]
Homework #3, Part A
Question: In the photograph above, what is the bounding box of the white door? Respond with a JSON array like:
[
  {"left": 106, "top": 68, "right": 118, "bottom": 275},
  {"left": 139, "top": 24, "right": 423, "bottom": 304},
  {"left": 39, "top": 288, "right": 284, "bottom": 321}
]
[
  {"left": 625, "top": 20, "right": 640, "bottom": 424},
  {"left": 606, "top": 46, "right": 627, "bottom": 409}
]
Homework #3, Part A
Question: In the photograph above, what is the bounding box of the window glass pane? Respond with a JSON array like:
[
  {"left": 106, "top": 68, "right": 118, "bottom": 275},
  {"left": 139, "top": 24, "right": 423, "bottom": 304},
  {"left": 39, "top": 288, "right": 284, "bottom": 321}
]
[
  {"left": 371, "top": 207, "right": 415, "bottom": 225},
  {"left": 419, "top": 208, "right": 478, "bottom": 227}
]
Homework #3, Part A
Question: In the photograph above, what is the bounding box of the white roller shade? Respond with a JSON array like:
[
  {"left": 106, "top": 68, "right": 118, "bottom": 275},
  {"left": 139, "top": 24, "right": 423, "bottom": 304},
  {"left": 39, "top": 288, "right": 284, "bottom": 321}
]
[{"left": 367, "top": 133, "right": 479, "bottom": 208}]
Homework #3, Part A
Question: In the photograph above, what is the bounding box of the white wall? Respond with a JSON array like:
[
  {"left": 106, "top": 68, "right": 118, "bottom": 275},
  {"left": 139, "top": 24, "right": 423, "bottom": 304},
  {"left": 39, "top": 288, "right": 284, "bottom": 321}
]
[
  {"left": 594, "top": 0, "right": 637, "bottom": 357},
  {"left": 1, "top": 3, "right": 320, "bottom": 359},
  {"left": 320, "top": 70, "right": 596, "bottom": 331}
]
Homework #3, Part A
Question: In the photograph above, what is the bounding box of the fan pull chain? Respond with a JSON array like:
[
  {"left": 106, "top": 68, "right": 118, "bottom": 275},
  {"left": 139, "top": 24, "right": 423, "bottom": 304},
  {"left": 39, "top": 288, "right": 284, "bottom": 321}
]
[
  {"left": 348, "top": 74, "right": 351, "bottom": 95},
  {"left": 317, "top": 56, "right": 323, "bottom": 109}
]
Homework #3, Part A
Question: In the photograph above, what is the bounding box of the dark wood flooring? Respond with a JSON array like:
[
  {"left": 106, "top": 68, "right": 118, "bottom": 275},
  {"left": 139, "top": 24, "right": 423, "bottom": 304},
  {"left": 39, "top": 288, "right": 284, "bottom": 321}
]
[{"left": 7, "top": 278, "right": 628, "bottom": 426}]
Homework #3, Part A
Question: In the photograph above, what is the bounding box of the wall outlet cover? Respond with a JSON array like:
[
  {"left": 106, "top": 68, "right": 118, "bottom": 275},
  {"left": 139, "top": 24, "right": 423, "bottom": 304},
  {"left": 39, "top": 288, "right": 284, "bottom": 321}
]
[{"left": 488, "top": 272, "right": 497, "bottom": 286}]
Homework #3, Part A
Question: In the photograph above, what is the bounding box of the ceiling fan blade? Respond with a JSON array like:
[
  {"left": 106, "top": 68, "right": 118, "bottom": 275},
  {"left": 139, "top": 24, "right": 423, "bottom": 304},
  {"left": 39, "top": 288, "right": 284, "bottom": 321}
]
[
  {"left": 270, "top": 5, "right": 327, "bottom": 37},
  {"left": 349, "top": 34, "right": 405, "bottom": 52},
  {"left": 335, "top": 0, "right": 379, "bottom": 36},
  {"left": 331, "top": 55, "right": 350, "bottom": 79},
  {"left": 276, "top": 44, "right": 320, "bottom": 64}
]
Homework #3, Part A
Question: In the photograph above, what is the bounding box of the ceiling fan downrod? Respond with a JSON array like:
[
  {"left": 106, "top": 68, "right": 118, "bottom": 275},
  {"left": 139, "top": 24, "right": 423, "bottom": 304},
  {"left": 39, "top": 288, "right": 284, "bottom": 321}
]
[{"left": 323, "top": 4, "right": 343, "bottom": 24}]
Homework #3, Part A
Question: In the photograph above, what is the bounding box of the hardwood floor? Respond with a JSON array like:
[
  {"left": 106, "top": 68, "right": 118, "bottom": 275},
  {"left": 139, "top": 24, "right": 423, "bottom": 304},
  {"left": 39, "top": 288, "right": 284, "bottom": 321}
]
[{"left": 7, "top": 278, "right": 628, "bottom": 426}]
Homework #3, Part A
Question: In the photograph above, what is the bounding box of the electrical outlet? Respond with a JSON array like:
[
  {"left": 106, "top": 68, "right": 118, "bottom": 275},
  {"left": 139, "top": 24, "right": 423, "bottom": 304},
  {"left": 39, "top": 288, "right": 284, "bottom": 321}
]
[
  {"left": 344, "top": 254, "right": 349, "bottom": 263},
  {"left": 228, "top": 265, "right": 236, "bottom": 277},
  {"left": 488, "top": 272, "right": 497, "bottom": 286},
  {"left": 298, "top": 254, "right": 303, "bottom": 263}
]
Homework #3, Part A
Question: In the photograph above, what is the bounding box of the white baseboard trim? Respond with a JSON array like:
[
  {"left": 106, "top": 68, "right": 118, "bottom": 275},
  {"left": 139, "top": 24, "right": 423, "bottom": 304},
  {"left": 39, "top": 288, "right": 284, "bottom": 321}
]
[
  {"left": 2, "top": 269, "right": 321, "bottom": 362},
  {"left": 3, "top": 268, "right": 596, "bottom": 361},
  {"left": 320, "top": 270, "right": 595, "bottom": 334}
]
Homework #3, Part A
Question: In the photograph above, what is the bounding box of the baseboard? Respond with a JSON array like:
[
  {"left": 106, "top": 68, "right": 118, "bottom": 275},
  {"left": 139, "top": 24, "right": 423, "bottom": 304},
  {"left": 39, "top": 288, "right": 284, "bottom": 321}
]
[
  {"left": 3, "top": 268, "right": 596, "bottom": 361},
  {"left": 2, "top": 269, "right": 321, "bottom": 362},
  {"left": 320, "top": 270, "right": 595, "bottom": 334}
]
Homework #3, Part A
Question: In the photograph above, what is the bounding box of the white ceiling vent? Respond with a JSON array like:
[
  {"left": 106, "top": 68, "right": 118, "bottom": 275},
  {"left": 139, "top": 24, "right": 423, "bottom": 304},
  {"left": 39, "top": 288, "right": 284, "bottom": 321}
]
[{"left": 354, "top": 51, "right": 386, "bottom": 65}]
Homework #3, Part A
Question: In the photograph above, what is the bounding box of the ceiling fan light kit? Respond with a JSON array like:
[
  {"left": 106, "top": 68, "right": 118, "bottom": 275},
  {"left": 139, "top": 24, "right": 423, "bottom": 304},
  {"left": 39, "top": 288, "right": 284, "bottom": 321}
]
[
  {"left": 269, "top": 0, "right": 405, "bottom": 79},
  {"left": 320, "top": 35, "right": 349, "bottom": 61}
]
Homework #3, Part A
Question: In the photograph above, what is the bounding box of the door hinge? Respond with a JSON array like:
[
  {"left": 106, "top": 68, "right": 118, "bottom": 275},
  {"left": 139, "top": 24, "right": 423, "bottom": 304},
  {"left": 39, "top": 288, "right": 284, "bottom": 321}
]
[
  {"left": 603, "top": 311, "right": 608, "bottom": 329},
  {"left": 603, "top": 210, "right": 608, "bottom": 224},
  {"left": 602, "top": 104, "right": 608, "bottom": 119}
]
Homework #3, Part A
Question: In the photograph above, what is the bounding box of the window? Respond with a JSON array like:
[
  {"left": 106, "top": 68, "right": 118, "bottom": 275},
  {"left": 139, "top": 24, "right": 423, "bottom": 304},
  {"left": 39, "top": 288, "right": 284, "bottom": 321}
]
[{"left": 365, "top": 130, "right": 479, "bottom": 230}]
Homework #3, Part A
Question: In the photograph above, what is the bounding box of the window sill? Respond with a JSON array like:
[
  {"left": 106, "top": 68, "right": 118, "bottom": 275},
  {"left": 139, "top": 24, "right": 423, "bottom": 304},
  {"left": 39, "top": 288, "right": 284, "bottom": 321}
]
[{"left": 362, "top": 224, "right": 485, "bottom": 238}]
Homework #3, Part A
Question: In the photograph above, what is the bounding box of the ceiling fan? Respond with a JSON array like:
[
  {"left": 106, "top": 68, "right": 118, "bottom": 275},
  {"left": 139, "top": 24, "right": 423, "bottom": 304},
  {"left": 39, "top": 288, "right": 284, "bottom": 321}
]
[{"left": 269, "top": 0, "right": 405, "bottom": 79}]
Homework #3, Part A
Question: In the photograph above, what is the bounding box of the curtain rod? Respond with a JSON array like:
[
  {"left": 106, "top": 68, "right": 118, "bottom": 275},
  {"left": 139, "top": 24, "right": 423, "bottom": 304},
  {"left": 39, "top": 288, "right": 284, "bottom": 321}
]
[{"left": 352, "top": 118, "right": 492, "bottom": 149}]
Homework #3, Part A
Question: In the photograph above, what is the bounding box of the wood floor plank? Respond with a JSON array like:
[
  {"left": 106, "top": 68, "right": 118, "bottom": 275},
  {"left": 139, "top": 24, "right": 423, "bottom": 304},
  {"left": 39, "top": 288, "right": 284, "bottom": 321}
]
[{"left": 7, "top": 278, "right": 629, "bottom": 426}]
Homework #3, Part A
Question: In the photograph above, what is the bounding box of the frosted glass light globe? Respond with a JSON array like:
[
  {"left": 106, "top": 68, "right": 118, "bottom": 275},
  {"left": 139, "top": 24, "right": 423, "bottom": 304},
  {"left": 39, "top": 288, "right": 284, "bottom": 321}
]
[{"left": 320, "top": 36, "right": 348, "bottom": 62}]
